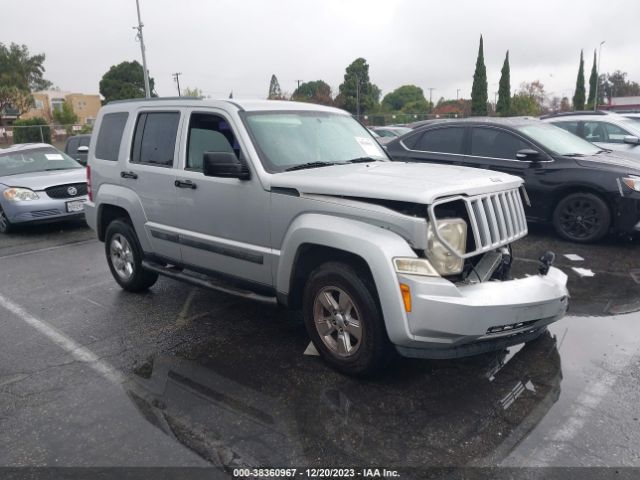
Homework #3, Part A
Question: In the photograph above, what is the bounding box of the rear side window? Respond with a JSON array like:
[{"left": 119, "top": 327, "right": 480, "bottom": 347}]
[
  {"left": 66, "top": 137, "right": 79, "bottom": 153},
  {"left": 95, "top": 112, "right": 129, "bottom": 161},
  {"left": 131, "top": 112, "right": 180, "bottom": 167},
  {"left": 415, "top": 127, "right": 465, "bottom": 154},
  {"left": 470, "top": 128, "right": 531, "bottom": 160}
]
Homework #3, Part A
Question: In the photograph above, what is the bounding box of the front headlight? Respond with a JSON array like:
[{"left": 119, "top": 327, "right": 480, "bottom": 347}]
[
  {"left": 622, "top": 176, "right": 640, "bottom": 192},
  {"left": 427, "top": 218, "right": 467, "bottom": 275},
  {"left": 3, "top": 187, "right": 39, "bottom": 202}
]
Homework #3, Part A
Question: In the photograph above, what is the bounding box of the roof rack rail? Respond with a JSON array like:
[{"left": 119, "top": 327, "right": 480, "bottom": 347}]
[
  {"left": 107, "top": 96, "right": 204, "bottom": 105},
  {"left": 540, "top": 110, "right": 611, "bottom": 119}
]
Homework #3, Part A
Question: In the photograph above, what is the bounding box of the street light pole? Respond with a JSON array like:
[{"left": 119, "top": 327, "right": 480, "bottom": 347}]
[
  {"left": 594, "top": 40, "right": 605, "bottom": 111},
  {"left": 172, "top": 72, "right": 182, "bottom": 96},
  {"left": 134, "top": 0, "right": 151, "bottom": 98}
]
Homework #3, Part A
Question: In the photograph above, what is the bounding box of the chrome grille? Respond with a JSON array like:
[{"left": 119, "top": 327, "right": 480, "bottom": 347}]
[
  {"left": 428, "top": 188, "right": 528, "bottom": 258},
  {"left": 45, "top": 183, "right": 87, "bottom": 199}
]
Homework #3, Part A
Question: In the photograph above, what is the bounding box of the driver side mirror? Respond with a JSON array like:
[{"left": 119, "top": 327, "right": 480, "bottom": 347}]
[
  {"left": 203, "top": 152, "right": 250, "bottom": 180},
  {"left": 77, "top": 146, "right": 89, "bottom": 153},
  {"left": 623, "top": 135, "right": 640, "bottom": 146},
  {"left": 516, "top": 148, "right": 542, "bottom": 161}
]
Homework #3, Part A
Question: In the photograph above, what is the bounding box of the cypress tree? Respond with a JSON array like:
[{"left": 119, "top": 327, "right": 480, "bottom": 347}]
[
  {"left": 573, "top": 50, "right": 586, "bottom": 110},
  {"left": 471, "top": 35, "right": 488, "bottom": 116},
  {"left": 496, "top": 50, "right": 510, "bottom": 116},
  {"left": 587, "top": 49, "right": 598, "bottom": 109},
  {"left": 268, "top": 74, "right": 283, "bottom": 99}
]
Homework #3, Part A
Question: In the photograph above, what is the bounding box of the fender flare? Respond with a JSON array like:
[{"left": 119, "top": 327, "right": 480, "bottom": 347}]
[{"left": 276, "top": 213, "right": 418, "bottom": 344}]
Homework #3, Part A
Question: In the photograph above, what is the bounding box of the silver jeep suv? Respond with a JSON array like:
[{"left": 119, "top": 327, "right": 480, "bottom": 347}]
[{"left": 85, "top": 98, "right": 568, "bottom": 375}]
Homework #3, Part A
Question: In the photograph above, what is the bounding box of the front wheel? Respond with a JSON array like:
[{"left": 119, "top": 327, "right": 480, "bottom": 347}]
[
  {"left": 552, "top": 192, "right": 611, "bottom": 243},
  {"left": 0, "top": 208, "right": 14, "bottom": 234},
  {"left": 105, "top": 219, "right": 158, "bottom": 292},
  {"left": 302, "top": 261, "right": 392, "bottom": 376}
]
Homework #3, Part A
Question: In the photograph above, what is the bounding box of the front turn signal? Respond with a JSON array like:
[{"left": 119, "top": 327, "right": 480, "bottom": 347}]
[{"left": 400, "top": 283, "right": 412, "bottom": 313}]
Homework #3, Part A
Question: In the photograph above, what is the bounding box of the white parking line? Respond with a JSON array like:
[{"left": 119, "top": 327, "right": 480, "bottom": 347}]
[
  {"left": 0, "top": 239, "right": 96, "bottom": 260},
  {"left": 0, "top": 292, "right": 124, "bottom": 385}
]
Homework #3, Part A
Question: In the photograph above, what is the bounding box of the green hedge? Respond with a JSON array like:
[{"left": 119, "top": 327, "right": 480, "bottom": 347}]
[{"left": 12, "top": 117, "right": 51, "bottom": 144}]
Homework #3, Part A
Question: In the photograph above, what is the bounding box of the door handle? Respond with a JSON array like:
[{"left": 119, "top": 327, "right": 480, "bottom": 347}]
[
  {"left": 174, "top": 179, "right": 197, "bottom": 189},
  {"left": 120, "top": 171, "right": 138, "bottom": 179}
]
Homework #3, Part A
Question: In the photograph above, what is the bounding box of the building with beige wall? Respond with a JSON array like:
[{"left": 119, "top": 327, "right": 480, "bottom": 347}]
[{"left": 21, "top": 90, "right": 102, "bottom": 125}]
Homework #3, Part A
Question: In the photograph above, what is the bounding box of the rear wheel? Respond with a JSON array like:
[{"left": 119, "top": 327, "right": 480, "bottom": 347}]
[
  {"left": 0, "top": 208, "right": 13, "bottom": 234},
  {"left": 552, "top": 192, "right": 610, "bottom": 243},
  {"left": 105, "top": 219, "right": 158, "bottom": 292},
  {"left": 303, "top": 261, "right": 392, "bottom": 376}
]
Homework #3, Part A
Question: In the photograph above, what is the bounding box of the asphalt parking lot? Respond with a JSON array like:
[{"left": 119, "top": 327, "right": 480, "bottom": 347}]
[{"left": 1, "top": 222, "right": 639, "bottom": 472}]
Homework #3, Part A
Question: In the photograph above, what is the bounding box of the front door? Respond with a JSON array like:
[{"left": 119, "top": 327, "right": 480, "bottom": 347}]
[{"left": 173, "top": 110, "right": 272, "bottom": 287}]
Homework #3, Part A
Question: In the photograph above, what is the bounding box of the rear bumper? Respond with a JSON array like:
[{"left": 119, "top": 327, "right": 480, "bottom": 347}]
[
  {"left": 3, "top": 194, "right": 88, "bottom": 225},
  {"left": 393, "top": 266, "right": 569, "bottom": 358}
]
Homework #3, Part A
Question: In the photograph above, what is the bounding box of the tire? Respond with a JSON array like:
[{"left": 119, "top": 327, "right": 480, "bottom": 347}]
[
  {"left": 0, "top": 208, "right": 14, "bottom": 234},
  {"left": 302, "top": 261, "right": 392, "bottom": 376},
  {"left": 104, "top": 219, "right": 158, "bottom": 292},
  {"left": 552, "top": 192, "right": 611, "bottom": 243}
]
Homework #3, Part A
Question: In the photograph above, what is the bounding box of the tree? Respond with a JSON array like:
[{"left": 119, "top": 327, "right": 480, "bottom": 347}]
[
  {"left": 99, "top": 61, "right": 156, "bottom": 104},
  {"left": 0, "top": 43, "right": 50, "bottom": 124},
  {"left": 573, "top": 50, "right": 586, "bottom": 110},
  {"left": 12, "top": 117, "right": 51, "bottom": 143},
  {"left": 291, "top": 80, "right": 333, "bottom": 105},
  {"left": 471, "top": 35, "right": 488, "bottom": 116},
  {"left": 510, "top": 81, "right": 547, "bottom": 116},
  {"left": 496, "top": 51, "right": 510, "bottom": 116},
  {"left": 182, "top": 86, "right": 203, "bottom": 98},
  {"left": 587, "top": 50, "right": 598, "bottom": 109},
  {"left": 52, "top": 101, "right": 78, "bottom": 133},
  {"left": 597, "top": 70, "right": 640, "bottom": 102},
  {"left": 381, "top": 85, "right": 429, "bottom": 112},
  {"left": 560, "top": 97, "right": 571, "bottom": 112},
  {"left": 433, "top": 98, "right": 471, "bottom": 117},
  {"left": 268, "top": 74, "right": 284, "bottom": 100},
  {"left": 335, "top": 58, "right": 380, "bottom": 115}
]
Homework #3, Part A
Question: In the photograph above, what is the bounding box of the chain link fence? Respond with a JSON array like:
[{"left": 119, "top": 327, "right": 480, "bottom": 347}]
[
  {"left": 357, "top": 112, "right": 465, "bottom": 126},
  {"left": 0, "top": 124, "right": 93, "bottom": 151}
]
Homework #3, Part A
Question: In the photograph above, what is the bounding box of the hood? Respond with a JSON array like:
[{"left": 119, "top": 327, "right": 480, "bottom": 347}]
[
  {"left": 574, "top": 150, "right": 640, "bottom": 172},
  {"left": 269, "top": 161, "right": 522, "bottom": 204},
  {"left": 0, "top": 167, "right": 86, "bottom": 191}
]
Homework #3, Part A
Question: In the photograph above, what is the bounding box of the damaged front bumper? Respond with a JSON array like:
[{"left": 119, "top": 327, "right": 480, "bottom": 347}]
[{"left": 394, "top": 265, "right": 569, "bottom": 359}]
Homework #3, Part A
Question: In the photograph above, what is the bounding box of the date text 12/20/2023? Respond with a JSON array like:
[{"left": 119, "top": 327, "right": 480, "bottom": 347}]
[{"left": 232, "top": 468, "right": 400, "bottom": 478}]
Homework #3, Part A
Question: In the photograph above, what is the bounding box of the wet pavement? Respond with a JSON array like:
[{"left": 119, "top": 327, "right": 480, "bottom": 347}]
[{"left": 0, "top": 222, "right": 639, "bottom": 475}]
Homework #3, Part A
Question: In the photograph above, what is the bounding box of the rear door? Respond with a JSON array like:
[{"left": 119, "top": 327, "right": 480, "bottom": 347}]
[
  {"left": 124, "top": 109, "right": 183, "bottom": 261},
  {"left": 401, "top": 126, "right": 468, "bottom": 166}
]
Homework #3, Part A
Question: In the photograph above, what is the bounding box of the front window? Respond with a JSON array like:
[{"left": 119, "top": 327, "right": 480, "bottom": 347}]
[
  {"left": 0, "top": 147, "right": 82, "bottom": 177},
  {"left": 243, "top": 111, "right": 388, "bottom": 173},
  {"left": 517, "top": 123, "right": 600, "bottom": 156}
]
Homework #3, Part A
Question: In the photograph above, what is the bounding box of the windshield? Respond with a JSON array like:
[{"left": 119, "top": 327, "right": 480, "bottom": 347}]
[
  {"left": 243, "top": 111, "right": 388, "bottom": 173},
  {"left": 517, "top": 123, "right": 601, "bottom": 156},
  {"left": 0, "top": 147, "right": 82, "bottom": 177}
]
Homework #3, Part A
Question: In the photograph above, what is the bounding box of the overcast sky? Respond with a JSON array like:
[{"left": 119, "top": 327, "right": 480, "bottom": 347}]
[{"left": 3, "top": 0, "right": 640, "bottom": 102}]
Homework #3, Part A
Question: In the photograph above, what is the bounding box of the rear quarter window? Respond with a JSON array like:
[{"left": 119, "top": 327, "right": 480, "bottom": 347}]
[
  {"left": 95, "top": 112, "right": 129, "bottom": 161},
  {"left": 415, "top": 127, "right": 465, "bottom": 154}
]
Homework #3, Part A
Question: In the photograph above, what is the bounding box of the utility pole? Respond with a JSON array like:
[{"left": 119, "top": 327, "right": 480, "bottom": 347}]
[
  {"left": 428, "top": 88, "right": 435, "bottom": 112},
  {"left": 594, "top": 40, "right": 605, "bottom": 111},
  {"left": 354, "top": 73, "right": 361, "bottom": 118},
  {"left": 295, "top": 79, "right": 303, "bottom": 90},
  {"left": 134, "top": 0, "right": 151, "bottom": 98},
  {"left": 456, "top": 89, "right": 461, "bottom": 100},
  {"left": 172, "top": 72, "right": 182, "bottom": 96}
]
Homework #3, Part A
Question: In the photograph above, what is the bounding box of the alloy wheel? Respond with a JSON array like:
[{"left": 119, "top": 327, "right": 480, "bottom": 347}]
[
  {"left": 109, "top": 233, "right": 135, "bottom": 280},
  {"left": 313, "top": 286, "right": 363, "bottom": 358}
]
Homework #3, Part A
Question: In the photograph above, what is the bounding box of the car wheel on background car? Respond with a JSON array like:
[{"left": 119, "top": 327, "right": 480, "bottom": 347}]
[
  {"left": 552, "top": 192, "right": 611, "bottom": 243},
  {"left": 302, "top": 261, "right": 392, "bottom": 376},
  {"left": 105, "top": 219, "right": 158, "bottom": 292},
  {"left": 0, "top": 208, "right": 13, "bottom": 234}
]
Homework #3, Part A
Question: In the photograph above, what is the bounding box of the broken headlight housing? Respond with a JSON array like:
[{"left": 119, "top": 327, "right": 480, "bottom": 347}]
[{"left": 426, "top": 218, "right": 467, "bottom": 275}]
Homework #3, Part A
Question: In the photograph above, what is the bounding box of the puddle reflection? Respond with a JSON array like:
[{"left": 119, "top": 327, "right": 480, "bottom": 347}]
[{"left": 126, "top": 331, "right": 562, "bottom": 468}]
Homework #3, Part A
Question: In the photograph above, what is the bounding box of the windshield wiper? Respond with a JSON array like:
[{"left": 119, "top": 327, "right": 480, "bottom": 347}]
[
  {"left": 563, "top": 153, "right": 587, "bottom": 157},
  {"left": 45, "top": 167, "right": 74, "bottom": 171},
  {"left": 346, "top": 157, "right": 382, "bottom": 163},
  {"left": 284, "top": 161, "right": 338, "bottom": 172}
]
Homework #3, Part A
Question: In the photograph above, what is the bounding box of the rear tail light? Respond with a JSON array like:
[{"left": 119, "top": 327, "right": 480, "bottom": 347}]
[{"left": 86, "top": 165, "right": 92, "bottom": 201}]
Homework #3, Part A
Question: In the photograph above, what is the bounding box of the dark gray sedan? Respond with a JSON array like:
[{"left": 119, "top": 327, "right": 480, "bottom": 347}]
[{"left": 0, "top": 143, "right": 88, "bottom": 233}]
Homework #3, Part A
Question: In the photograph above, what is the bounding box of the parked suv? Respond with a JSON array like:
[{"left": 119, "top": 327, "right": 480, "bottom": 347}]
[
  {"left": 542, "top": 111, "right": 640, "bottom": 159},
  {"left": 64, "top": 134, "right": 92, "bottom": 166},
  {"left": 386, "top": 117, "right": 640, "bottom": 243},
  {"left": 85, "top": 99, "right": 568, "bottom": 375}
]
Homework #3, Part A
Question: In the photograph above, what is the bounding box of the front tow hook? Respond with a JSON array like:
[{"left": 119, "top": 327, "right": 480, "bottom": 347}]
[{"left": 538, "top": 251, "right": 556, "bottom": 275}]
